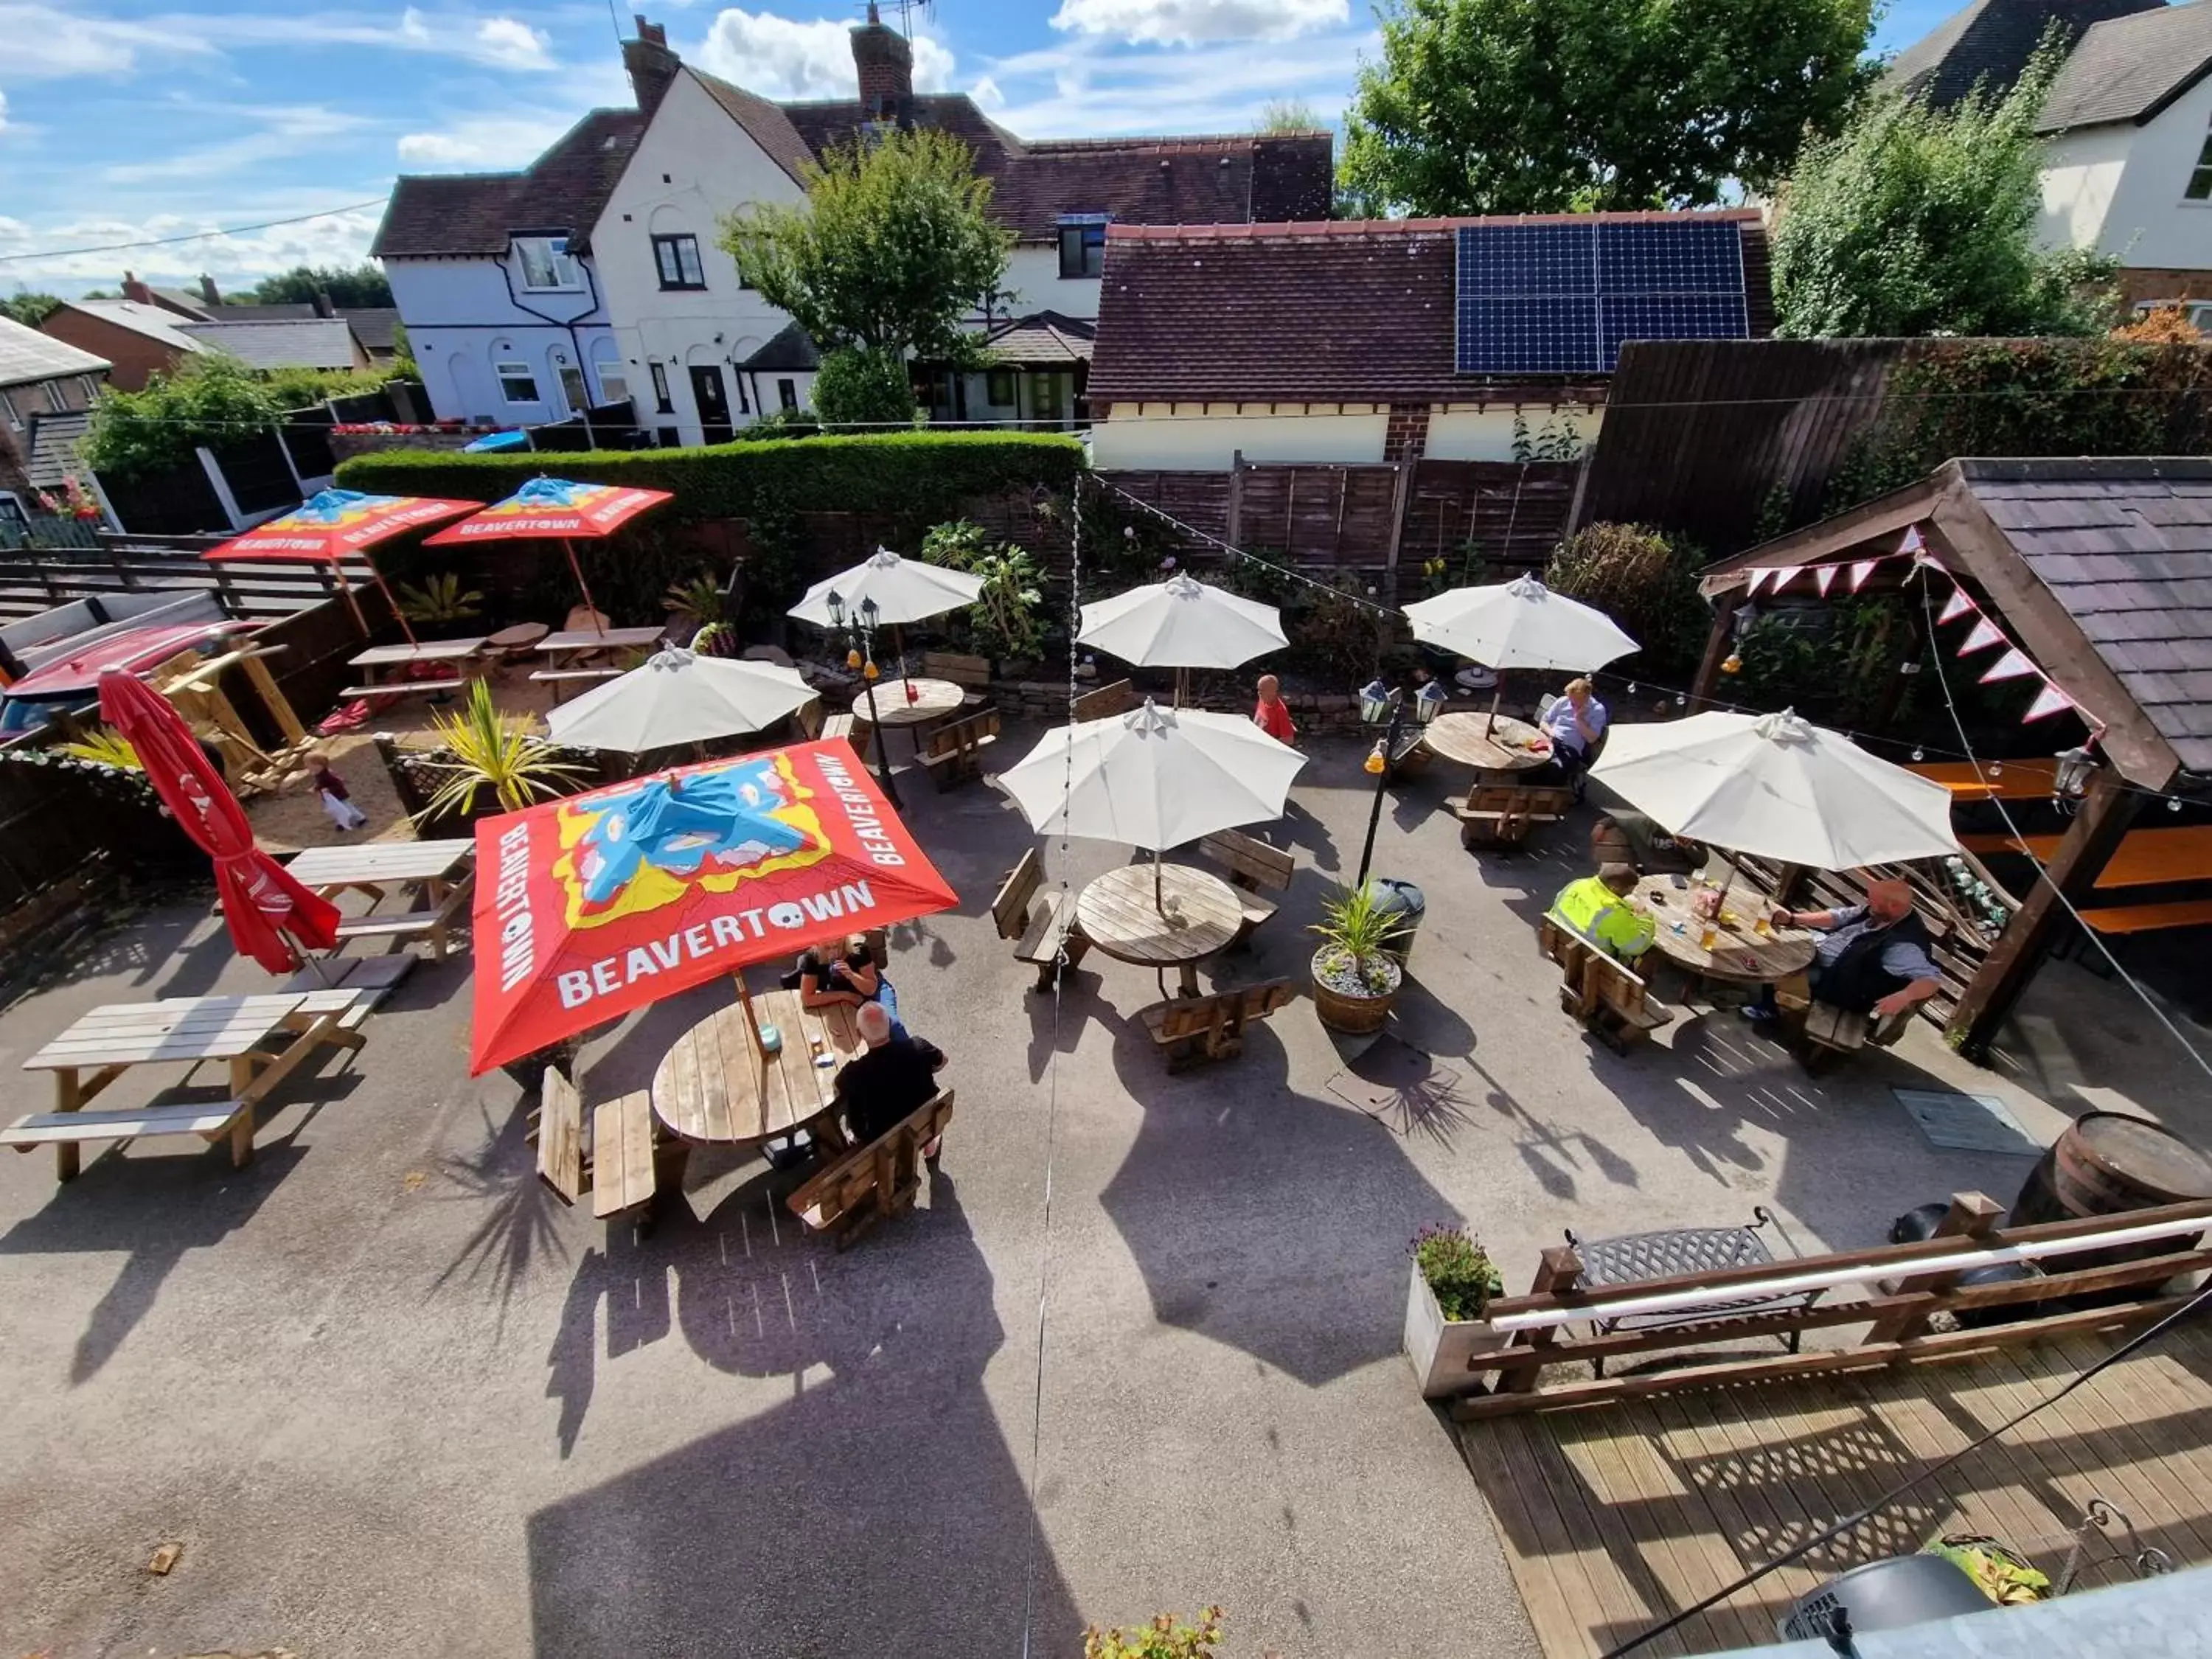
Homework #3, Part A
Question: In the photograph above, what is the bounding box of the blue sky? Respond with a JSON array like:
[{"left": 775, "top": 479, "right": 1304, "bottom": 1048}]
[{"left": 0, "top": 0, "right": 1957, "bottom": 297}]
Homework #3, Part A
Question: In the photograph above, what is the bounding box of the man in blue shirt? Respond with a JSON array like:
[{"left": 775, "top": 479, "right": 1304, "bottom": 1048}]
[
  {"left": 1743, "top": 879, "right": 1941, "bottom": 1026},
  {"left": 1540, "top": 678, "right": 1608, "bottom": 797}
]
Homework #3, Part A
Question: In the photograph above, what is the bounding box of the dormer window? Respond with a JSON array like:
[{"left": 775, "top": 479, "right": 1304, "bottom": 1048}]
[
  {"left": 1058, "top": 214, "right": 1108, "bottom": 280},
  {"left": 515, "top": 235, "right": 581, "bottom": 291}
]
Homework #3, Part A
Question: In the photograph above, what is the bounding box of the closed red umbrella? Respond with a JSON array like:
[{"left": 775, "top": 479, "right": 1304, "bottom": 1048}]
[{"left": 98, "top": 670, "right": 340, "bottom": 973}]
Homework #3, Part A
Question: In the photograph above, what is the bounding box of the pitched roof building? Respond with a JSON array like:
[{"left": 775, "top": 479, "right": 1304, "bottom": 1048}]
[
  {"left": 1886, "top": 0, "right": 2163, "bottom": 108},
  {"left": 175, "top": 318, "right": 370, "bottom": 373},
  {"left": 0, "top": 317, "right": 108, "bottom": 501}
]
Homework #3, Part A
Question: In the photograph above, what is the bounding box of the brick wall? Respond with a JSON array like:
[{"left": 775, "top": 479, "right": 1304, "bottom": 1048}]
[
  {"left": 1383, "top": 402, "right": 1431, "bottom": 462},
  {"left": 2115, "top": 267, "right": 2212, "bottom": 307}
]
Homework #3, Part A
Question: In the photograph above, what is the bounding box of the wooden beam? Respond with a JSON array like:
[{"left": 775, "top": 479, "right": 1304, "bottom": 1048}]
[
  {"left": 1688, "top": 587, "right": 1743, "bottom": 709},
  {"left": 1865, "top": 1192, "right": 2003, "bottom": 1343},
  {"left": 1381, "top": 459, "right": 1416, "bottom": 606},
  {"left": 1494, "top": 1245, "right": 1582, "bottom": 1395},
  {"left": 1949, "top": 767, "right": 2140, "bottom": 1060},
  {"left": 1225, "top": 451, "right": 1243, "bottom": 550},
  {"left": 1697, "top": 474, "right": 1944, "bottom": 597}
]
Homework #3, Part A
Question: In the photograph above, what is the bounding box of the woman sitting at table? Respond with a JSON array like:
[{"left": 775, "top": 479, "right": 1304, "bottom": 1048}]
[{"left": 790, "top": 932, "right": 900, "bottom": 1027}]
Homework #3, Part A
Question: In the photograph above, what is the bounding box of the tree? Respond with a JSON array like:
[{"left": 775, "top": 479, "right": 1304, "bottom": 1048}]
[
  {"left": 247, "top": 262, "right": 393, "bottom": 307},
  {"left": 720, "top": 127, "right": 1010, "bottom": 363},
  {"left": 1339, "top": 0, "right": 1874, "bottom": 215},
  {"left": 1771, "top": 54, "right": 2118, "bottom": 338},
  {"left": 80, "top": 352, "right": 281, "bottom": 479},
  {"left": 1257, "top": 99, "right": 1321, "bottom": 134},
  {"left": 3, "top": 291, "right": 62, "bottom": 327},
  {"left": 810, "top": 346, "right": 919, "bottom": 427}
]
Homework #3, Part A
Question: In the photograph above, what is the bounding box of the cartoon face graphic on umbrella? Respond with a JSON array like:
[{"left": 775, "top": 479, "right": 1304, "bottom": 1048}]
[{"left": 554, "top": 754, "right": 832, "bottom": 925}]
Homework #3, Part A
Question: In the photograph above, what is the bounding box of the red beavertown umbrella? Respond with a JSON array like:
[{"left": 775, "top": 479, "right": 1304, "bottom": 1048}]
[
  {"left": 97, "top": 669, "right": 340, "bottom": 973},
  {"left": 468, "top": 738, "right": 956, "bottom": 1074},
  {"left": 426, "top": 477, "right": 675, "bottom": 637},
  {"left": 206, "top": 487, "right": 484, "bottom": 644}
]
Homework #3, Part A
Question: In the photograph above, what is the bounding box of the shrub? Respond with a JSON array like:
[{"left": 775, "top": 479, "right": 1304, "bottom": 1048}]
[
  {"left": 1085, "top": 1607, "right": 1225, "bottom": 1659},
  {"left": 1286, "top": 572, "right": 1385, "bottom": 685},
  {"left": 811, "top": 346, "right": 919, "bottom": 427},
  {"left": 1409, "top": 1224, "right": 1503, "bottom": 1322},
  {"left": 919, "top": 518, "right": 1044, "bottom": 661},
  {"left": 82, "top": 352, "right": 282, "bottom": 479},
  {"left": 1544, "top": 523, "right": 1708, "bottom": 677}
]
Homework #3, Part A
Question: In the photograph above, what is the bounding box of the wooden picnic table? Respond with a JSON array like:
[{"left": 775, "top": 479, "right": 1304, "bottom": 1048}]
[
  {"left": 1075, "top": 862, "right": 1243, "bottom": 998},
  {"left": 344, "top": 637, "right": 491, "bottom": 702},
  {"left": 1961, "top": 824, "right": 2212, "bottom": 889},
  {"left": 284, "top": 838, "right": 476, "bottom": 961},
  {"left": 652, "top": 989, "right": 866, "bottom": 1148},
  {"left": 1422, "top": 712, "right": 1553, "bottom": 774},
  {"left": 13, "top": 990, "right": 366, "bottom": 1180},
  {"left": 1636, "top": 877, "right": 1818, "bottom": 984},
  {"left": 533, "top": 627, "right": 666, "bottom": 703}
]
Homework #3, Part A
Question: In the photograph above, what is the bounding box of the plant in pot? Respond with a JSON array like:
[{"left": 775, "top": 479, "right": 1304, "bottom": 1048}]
[
  {"left": 1310, "top": 879, "right": 1404, "bottom": 1034},
  {"left": 412, "top": 680, "right": 590, "bottom": 832},
  {"left": 1403, "top": 1222, "right": 1509, "bottom": 1399}
]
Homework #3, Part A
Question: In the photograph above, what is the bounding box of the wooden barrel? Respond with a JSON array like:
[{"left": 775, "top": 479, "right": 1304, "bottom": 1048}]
[{"left": 2009, "top": 1112, "right": 2212, "bottom": 1281}]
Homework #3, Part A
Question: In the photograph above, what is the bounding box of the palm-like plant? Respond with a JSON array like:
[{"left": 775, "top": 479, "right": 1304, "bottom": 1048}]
[
  {"left": 54, "top": 728, "right": 142, "bottom": 771},
  {"left": 1310, "top": 880, "right": 1403, "bottom": 995},
  {"left": 415, "top": 681, "right": 588, "bottom": 824},
  {"left": 396, "top": 572, "right": 484, "bottom": 625},
  {"left": 663, "top": 572, "right": 727, "bottom": 626}
]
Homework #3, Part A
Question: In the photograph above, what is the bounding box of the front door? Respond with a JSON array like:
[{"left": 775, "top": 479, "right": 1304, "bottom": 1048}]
[
  {"left": 689, "top": 365, "right": 734, "bottom": 443},
  {"left": 557, "top": 363, "right": 589, "bottom": 417}
]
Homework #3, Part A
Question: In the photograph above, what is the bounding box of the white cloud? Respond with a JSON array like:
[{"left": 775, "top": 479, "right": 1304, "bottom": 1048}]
[
  {"left": 397, "top": 111, "right": 574, "bottom": 169},
  {"left": 0, "top": 201, "right": 385, "bottom": 288},
  {"left": 969, "top": 76, "right": 1004, "bottom": 112},
  {"left": 106, "top": 103, "right": 377, "bottom": 183},
  {"left": 984, "top": 30, "right": 1360, "bottom": 137},
  {"left": 698, "top": 7, "right": 954, "bottom": 98},
  {"left": 1050, "top": 0, "right": 1348, "bottom": 47},
  {"left": 474, "top": 16, "right": 554, "bottom": 71},
  {"left": 0, "top": 5, "right": 215, "bottom": 80}
]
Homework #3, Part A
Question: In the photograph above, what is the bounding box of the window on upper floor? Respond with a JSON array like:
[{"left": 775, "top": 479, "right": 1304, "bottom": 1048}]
[
  {"left": 652, "top": 233, "right": 706, "bottom": 291},
  {"left": 496, "top": 361, "right": 541, "bottom": 403},
  {"left": 2187, "top": 130, "right": 2212, "bottom": 200},
  {"left": 650, "top": 361, "right": 674, "bottom": 412},
  {"left": 1058, "top": 218, "right": 1107, "bottom": 279},
  {"left": 515, "top": 235, "right": 581, "bottom": 291}
]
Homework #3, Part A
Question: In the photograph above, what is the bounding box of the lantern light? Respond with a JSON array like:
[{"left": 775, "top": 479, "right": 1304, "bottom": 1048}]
[{"left": 1357, "top": 678, "right": 1393, "bottom": 726}]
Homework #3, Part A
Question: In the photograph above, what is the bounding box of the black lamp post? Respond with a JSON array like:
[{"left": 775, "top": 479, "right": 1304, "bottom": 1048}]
[
  {"left": 826, "top": 588, "right": 900, "bottom": 808},
  {"left": 1354, "top": 676, "right": 1447, "bottom": 887}
]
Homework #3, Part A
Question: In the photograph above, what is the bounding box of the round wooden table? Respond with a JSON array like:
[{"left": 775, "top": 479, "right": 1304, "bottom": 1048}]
[
  {"left": 652, "top": 988, "right": 866, "bottom": 1147},
  {"left": 856, "top": 678, "right": 965, "bottom": 726},
  {"left": 488, "top": 622, "right": 551, "bottom": 657},
  {"left": 1422, "top": 712, "right": 1554, "bottom": 773},
  {"left": 1076, "top": 862, "right": 1243, "bottom": 998},
  {"left": 1637, "top": 879, "right": 1818, "bottom": 984}
]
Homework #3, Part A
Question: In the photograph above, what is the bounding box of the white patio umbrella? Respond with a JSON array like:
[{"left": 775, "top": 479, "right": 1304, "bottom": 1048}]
[
  {"left": 1589, "top": 708, "right": 1960, "bottom": 870},
  {"left": 787, "top": 545, "right": 986, "bottom": 629},
  {"left": 998, "top": 697, "right": 1307, "bottom": 902},
  {"left": 1405, "top": 573, "right": 1640, "bottom": 672},
  {"left": 543, "top": 648, "right": 817, "bottom": 752},
  {"left": 1077, "top": 573, "right": 1287, "bottom": 694}
]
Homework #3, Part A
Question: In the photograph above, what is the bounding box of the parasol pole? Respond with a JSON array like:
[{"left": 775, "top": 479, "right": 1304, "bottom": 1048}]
[
  {"left": 335, "top": 570, "right": 369, "bottom": 636},
  {"left": 1155, "top": 845, "right": 1165, "bottom": 910},
  {"left": 361, "top": 553, "right": 418, "bottom": 645},
  {"left": 562, "top": 538, "right": 605, "bottom": 636},
  {"left": 1486, "top": 684, "right": 1501, "bottom": 737},
  {"left": 1176, "top": 666, "right": 1189, "bottom": 709},
  {"left": 732, "top": 971, "right": 766, "bottom": 1055}
]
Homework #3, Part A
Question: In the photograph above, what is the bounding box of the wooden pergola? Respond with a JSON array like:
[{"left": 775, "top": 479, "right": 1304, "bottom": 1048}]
[{"left": 1692, "top": 457, "right": 2212, "bottom": 1058}]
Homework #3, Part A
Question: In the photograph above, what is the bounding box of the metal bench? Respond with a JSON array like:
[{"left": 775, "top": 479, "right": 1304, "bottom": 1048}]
[{"left": 1562, "top": 1209, "right": 1818, "bottom": 1375}]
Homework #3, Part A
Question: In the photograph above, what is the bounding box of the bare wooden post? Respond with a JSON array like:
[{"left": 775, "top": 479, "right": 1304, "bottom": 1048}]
[
  {"left": 1225, "top": 451, "right": 1245, "bottom": 550},
  {"left": 1495, "top": 1245, "right": 1583, "bottom": 1395},
  {"left": 1688, "top": 586, "right": 1745, "bottom": 709},
  {"left": 1949, "top": 769, "right": 2138, "bottom": 1060},
  {"left": 1866, "top": 1191, "right": 2003, "bottom": 1343},
  {"left": 1382, "top": 459, "right": 1416, "bottom": 606}
]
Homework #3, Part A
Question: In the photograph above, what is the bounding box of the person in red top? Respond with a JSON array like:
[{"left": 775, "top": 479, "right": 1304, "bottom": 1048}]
[{"left": 1252, "top": 673, "right": 1298, "bottom": 746}]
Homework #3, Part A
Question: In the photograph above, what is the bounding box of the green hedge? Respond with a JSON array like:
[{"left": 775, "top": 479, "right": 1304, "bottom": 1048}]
[{"left": 334, "top": 431, "right": 1084, "bottom": 524}]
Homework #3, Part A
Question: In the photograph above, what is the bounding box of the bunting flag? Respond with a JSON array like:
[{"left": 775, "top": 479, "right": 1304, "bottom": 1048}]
[
  {"left": 1848, "top": 558, "right": 1880, "bottom": 593},
  {"left": 1899, "top": 525, "right": 1924, "bottom": 554},
  {"left": 2023, "top": 682, "right": 2076, "bottom": 723},
  {"left": 1768, "top": 566, "right": 1804, "bottom": 593},
  {"left": 1745, "top": 568, "right": 1771, "bottom": 596},
  {"left": 1980, "top": 647, "right": 2040, "bottom": 684},
  {"left": 1815, "top": 564, "right": 1838, "bottom": 595},
  {"left": 1938, "top": 588, "right": 1974, "bottom": 625},
  {"left": 1959, "top": 616, "right": 2006, "bottom": 655}
]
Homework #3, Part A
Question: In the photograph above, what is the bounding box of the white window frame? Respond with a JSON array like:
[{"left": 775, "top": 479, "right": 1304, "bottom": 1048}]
[
  {"left": 496, "top": 361, "right": 541, "bottom": 404},
  {"left": 515, "top": 235, "right": 581, "bottom": 291},
  {"left": 596, "top": 358, "right": 630, "bottom": 406}
]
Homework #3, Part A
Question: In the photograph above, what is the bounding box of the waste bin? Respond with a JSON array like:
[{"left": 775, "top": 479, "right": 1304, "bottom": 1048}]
[{"left": 1371, "top": 877, "right": 1426, "bottom": 964}]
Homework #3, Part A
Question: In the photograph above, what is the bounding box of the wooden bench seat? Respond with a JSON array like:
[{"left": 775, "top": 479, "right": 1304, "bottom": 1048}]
[
  {"left": 1198, "top": 829, "right": 1295, "bottom": 943},
  {"left": 992, "top": 849, "right": 1090, "bottom": 991},
  {"left": 788, "top": 1089, "right": 955, "bottom": 1250},
  {"left": 2, "top": 1100, "right": 252, "bottom": 1157},
  {"left": 821, "top": 711, "right": 855, "bottom": 742},
  {"left": 919, "top": 707, "right": 1001, "bottom": 791},
  {"left": 1071, "top": 678, "right": 1135, "bottom": 722},
  {"left": 1454, "top": 784, "right": 1576, "bottom": 850},
  {"left": 919, "top": 651, "right": 991, "bottom": 707},
  {"left": 1138, "top": 979, "right": 1295, "bottom": 1071},
  {"left": 338, "top": 677, "right": 467, "bottom": 700},
  {"left": 1582, "top": 953, "right": 1674, "bottom": 1051},
  {"left": 331, "top": 879, "right": 471, "bottom": 961},
  {"left": 531, "top": 1070, "right": 674, "bottom": 1236},
  {"left": 2079, "top": 898, "right": 2212, "bottom": 935}
]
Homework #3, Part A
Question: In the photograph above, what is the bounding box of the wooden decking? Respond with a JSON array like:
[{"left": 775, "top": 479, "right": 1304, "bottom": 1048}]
[{"left": 1460, "top": 1321, "right": 2212, "bottom": 1656}]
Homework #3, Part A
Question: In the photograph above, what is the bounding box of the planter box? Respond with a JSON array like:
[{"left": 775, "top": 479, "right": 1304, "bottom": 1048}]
[{"left": 1403, "top": 1260, "right": 1513, "bottom": 1399}]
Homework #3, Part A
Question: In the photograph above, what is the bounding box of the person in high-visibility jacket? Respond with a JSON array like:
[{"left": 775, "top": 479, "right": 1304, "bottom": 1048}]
[{"left": 1550, "top": 863, "right": 1657, "bottom": 963}]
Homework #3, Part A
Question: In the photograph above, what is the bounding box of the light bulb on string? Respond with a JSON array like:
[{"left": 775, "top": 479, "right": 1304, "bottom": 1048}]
[
  {"left": 1911, "top": 748, "right": 1924, "bottom": 762},
  {"left": 2171, "top": 796, "right": 2183, "bottom": 812}
]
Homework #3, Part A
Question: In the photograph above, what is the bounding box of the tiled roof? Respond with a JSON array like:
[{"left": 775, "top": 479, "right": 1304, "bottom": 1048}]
[
  {"left": 60, "top": 299, "right": 204, "bottom": 353},
  {"left": 201, "top": 302, "right": 319, "bottom": 321},
  {"left": 148, "top": 288, "right": 215, "bottom": 320},
  {"left": 1887, "top": 0, "right": 2161, "bottom": 109},
  {"left": 780, "top": 94, "right": 1022, "bottom": 178},
  {"left": 1959, "top": 457, "right": 2212, "bottom": 773},
  {"left": 23, "top": 410, "right": 91, "bottom": 490},
  {"left": 341, "top": 308, "right": 402, "bottom": 352},
  {"left": 2037, "top": 2, "right": 2212, "bottom": 130},
  {"left": 689, "top": 68, "right": 818, "bottom": 184},
  {"left": 737, "top": 320, "right": 821, "bottom": 372},
  {"left": 176, "top": 318, "right": 360, "bottom": 370},
  {"left": 984, "top": 310, "right": 1094, "bottom": 365},
  {"left": 372, "top": 108, "right": 647, "bottom": 257},
  {"left": 1088, "top": 213, "right": 1769, "bottom": 406},
  {"left": 0, "top": 317, "right": 108, "bottom": 389}
]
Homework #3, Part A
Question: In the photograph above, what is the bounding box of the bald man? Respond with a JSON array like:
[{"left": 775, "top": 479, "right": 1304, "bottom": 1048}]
[{"left": 1744, "top": 878, "right": 1941, "bottom": 1026}]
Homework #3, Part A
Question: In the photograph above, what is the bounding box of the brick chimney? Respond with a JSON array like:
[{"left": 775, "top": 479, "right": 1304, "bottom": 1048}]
[
  {"left": 312, "top": 291, "right": 336, "bottom": 318},
  {"left": 852, "top": 1, "right": 911, "bottom": 114},
  {"left": 623, "top": 15, "right": 680, "bottom": 118},
  {"left": 198, "top": 274, "right": 222, "bottom": 306},
  {"left": 122, "top": 270, "right": 153, "bottom": 305}
]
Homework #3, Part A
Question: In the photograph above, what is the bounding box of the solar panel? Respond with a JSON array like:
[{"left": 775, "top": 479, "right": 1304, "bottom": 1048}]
[{"left": 1454, "top": 220, "right": 1750, "bottom": 375}]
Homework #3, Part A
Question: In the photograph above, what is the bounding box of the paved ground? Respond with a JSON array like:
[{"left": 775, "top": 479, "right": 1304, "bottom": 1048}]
[{"left": 3, "top": 726, "right": 2208, "bottom": 1659}]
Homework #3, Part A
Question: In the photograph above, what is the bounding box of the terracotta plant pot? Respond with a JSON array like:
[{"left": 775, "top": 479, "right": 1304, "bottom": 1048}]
[{"left": 1310, "top": 946, "right": 1402, "bottom": 1034}]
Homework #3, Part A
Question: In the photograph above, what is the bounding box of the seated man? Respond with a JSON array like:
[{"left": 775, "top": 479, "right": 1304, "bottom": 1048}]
[
  {"left": 834, "top": 1001, "right": 947, "bottom": 1150},
  {"left": 1744, "top": 878, "right": 1941, "bottom": 1028},
  {"left": 1549, "top": 862, "right": 1657, "bottom": 964},
  {"left": 1540, "top": 677, "right": 1609, "bottom": 796}
]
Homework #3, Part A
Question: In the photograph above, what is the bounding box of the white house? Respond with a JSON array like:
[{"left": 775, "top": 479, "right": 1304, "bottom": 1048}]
[
  {"left": 373, "top": 9, "right": 1334, "bottom": 442},
  {"left": 2034, "top": 1, "right": 2212, "bottom": 314}
]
